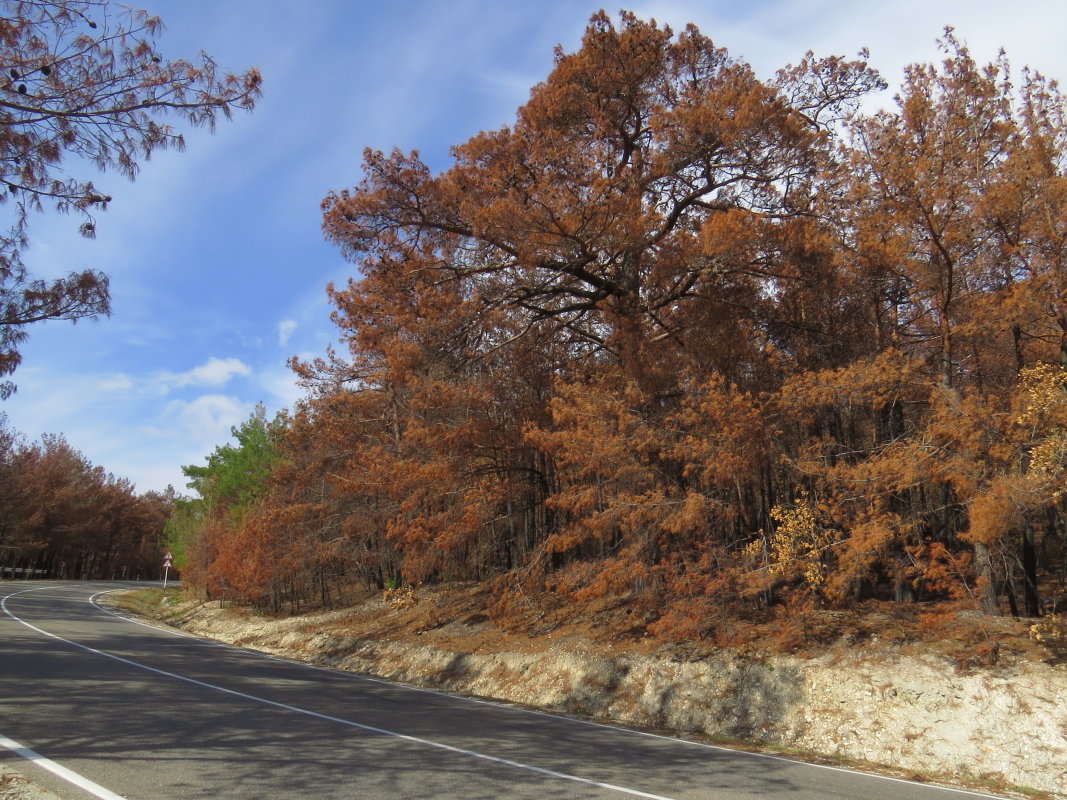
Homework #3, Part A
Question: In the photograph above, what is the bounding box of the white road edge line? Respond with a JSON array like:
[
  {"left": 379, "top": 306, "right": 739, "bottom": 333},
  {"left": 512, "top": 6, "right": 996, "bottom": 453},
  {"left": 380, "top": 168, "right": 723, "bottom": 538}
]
[
  {"left": 2, "top": 587, "right": 675, "bottom": 800},
  {"left": 89, "top": 589, "right": 1008, "bottom": 800},
  {"left": 0, "top": 733, "right": 126, "bottom": 800}
]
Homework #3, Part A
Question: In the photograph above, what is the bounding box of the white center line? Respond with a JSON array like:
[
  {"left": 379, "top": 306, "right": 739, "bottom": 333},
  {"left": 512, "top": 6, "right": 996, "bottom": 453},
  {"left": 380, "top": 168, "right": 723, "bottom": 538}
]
[{"left": 2, "top": 587, "right": 675, "bottom": 800}]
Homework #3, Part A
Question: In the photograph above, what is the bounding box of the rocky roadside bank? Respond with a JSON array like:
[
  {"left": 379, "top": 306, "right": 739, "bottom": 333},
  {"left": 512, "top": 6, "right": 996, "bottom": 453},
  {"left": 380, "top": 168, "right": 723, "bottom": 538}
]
[{"left": 115, "top": 591, "right": 1067, "bottom": 800}]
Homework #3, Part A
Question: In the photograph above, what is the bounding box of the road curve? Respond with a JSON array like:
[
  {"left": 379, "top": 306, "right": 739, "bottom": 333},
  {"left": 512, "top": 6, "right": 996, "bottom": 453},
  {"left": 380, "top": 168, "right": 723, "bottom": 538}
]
[{"left": 1, "top": 581, "right": 1006, "bottom": 800}]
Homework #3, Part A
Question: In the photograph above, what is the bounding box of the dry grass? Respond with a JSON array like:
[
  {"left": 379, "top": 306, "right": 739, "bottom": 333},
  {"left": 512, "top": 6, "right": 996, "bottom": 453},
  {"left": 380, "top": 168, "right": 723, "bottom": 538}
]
[
  {"left": 160, "top": 586, "right": 1062, "bottom": 668},
  {"left": 113, "top": 581, "right": 1061, "bottom": 673}
]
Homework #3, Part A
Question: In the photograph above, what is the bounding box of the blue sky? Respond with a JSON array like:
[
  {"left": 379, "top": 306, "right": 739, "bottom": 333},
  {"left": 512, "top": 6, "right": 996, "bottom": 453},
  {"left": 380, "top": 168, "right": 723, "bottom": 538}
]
[{"left": 4, "top": 0, "right": 1066, "bottom": 495}]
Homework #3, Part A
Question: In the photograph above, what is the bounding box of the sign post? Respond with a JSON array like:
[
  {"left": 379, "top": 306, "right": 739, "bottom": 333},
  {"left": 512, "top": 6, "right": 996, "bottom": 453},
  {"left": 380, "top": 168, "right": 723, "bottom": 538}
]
[{"left": 162, "top": 551, "right": 173, "bottom": 593}]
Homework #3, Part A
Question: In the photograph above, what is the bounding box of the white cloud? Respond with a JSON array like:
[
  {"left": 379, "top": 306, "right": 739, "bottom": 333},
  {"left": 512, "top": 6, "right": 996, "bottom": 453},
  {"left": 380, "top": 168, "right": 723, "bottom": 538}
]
[
  {"left": 162, "top": 357, "right": 252, "bottom": 389},
  {"left": 278, "top": 318, "right": 298, "bottom": 346},
  {"left": 161, "top": 394, "right": 250, "bottom": 444},
  {"left": 629, "top": 0, "right": 1067, "bottom": 95},
  {"left": 96, "top": 374, "right": 135, "bottom": 392},
  {"left": 256, "top": 363, "right": 305, "bottom": 413}
]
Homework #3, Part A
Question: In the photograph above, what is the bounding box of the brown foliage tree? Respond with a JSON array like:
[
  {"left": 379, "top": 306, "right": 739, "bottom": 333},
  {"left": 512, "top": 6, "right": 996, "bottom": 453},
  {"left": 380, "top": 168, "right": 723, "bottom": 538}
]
[
  {"left": 321, "top": 11, "right": 878, "bottom": 387},
  {"left": 0, "top": 0, "right": 261, "bottom": 396}
]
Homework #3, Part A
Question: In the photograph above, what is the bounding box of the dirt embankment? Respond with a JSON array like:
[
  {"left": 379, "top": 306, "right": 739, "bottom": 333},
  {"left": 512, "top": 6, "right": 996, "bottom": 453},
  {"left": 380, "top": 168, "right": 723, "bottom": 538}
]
[{"left": 117, "top": 587, "right": 1067, "bottom": 799}]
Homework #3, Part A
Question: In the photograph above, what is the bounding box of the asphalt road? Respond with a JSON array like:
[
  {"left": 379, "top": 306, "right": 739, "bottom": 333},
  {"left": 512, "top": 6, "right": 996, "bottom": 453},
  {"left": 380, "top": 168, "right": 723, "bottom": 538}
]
[{"left": 1, "top": 581, "right": 1007, "bottom": 800}]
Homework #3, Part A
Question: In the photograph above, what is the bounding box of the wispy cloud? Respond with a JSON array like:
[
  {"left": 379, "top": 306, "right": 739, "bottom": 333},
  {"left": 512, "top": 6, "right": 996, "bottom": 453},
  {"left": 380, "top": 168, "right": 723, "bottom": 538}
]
[
  {"left": 161, "top": 357, "right": 252, "bottom": 389},
  {"left": 278, "top": 319, "right": 297, "bottom": 346},
  {"left": 96, "top": 374, "right": 135, "bottom": 392},
  {"left": 161, "top": 394, "right": 251, "bottom": 444}
]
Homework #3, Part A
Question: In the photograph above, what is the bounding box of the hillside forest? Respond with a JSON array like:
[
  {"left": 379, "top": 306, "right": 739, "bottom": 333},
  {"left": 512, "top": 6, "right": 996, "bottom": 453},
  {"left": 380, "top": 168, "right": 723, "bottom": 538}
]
[
  {"left": 164, "top": 9, "right": 1067, "bottom": 631},
  {"left": 167, "top": 13, "right": 1067, "bottom": 632}
]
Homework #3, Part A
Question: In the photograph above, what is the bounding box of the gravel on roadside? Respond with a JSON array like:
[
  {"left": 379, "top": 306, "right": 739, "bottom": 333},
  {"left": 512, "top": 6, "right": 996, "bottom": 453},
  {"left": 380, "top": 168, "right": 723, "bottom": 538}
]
[{"left": 1, "top": 768, "right": 64, "bottom": 800}]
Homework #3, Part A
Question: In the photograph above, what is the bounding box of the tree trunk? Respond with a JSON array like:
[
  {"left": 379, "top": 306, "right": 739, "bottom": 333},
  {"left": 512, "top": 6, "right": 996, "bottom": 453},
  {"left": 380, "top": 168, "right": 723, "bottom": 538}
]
[
  {"left": 973, "top": 541, "right": 1001, "bottom": 615},
  {"left": 1022, "top": 522, "right": 1040, "bottom": 617}
]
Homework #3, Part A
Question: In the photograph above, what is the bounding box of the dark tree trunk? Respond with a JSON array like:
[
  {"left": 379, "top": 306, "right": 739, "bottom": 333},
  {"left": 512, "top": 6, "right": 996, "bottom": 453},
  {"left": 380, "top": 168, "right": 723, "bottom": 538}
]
[
  {"left": 1022, "top": 522, "right": 1040, "bottom": 617},
  {"left": 973, "top": 541, "right": 1001, "bottom": 615}
]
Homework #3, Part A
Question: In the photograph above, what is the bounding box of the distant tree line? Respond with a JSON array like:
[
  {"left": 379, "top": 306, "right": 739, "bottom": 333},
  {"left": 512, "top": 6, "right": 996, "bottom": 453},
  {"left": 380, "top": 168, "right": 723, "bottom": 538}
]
[
  {"left": 176, "top": 13, "right": 1067, "bottom": 629},
  {"left": 0, "top": 415, "right": 171, "bottom": 580}
]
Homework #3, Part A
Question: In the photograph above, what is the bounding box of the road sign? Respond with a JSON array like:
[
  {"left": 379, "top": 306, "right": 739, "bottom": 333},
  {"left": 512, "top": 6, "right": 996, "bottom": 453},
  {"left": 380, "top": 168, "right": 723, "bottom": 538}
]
[{"left": 163, "top": 553, "right": 173, "bottom": 592}]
